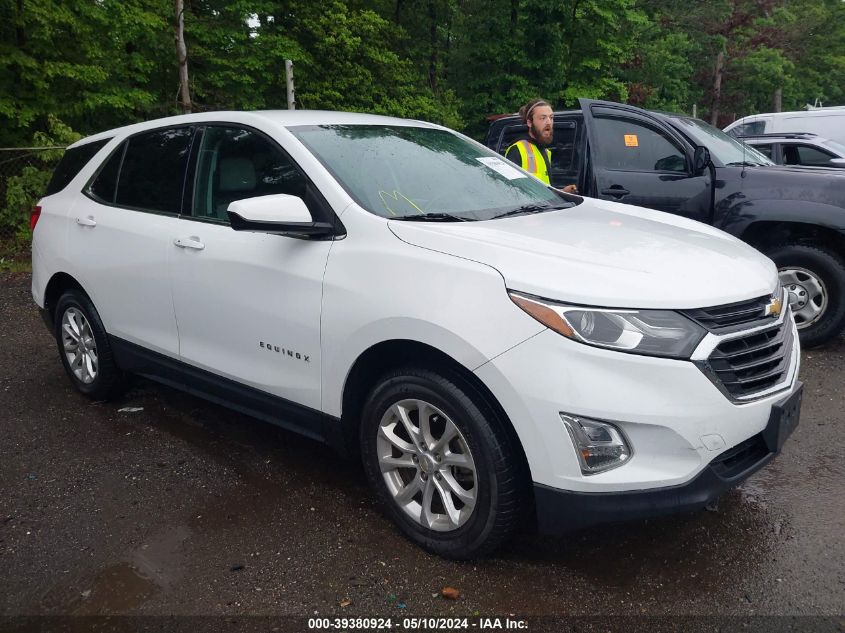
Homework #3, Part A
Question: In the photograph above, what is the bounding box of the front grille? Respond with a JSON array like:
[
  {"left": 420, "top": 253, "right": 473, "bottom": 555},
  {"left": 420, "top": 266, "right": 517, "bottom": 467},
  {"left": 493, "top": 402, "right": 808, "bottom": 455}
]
[
  {"left": 710, "top": 433, "right": 769, "bottom": 479},
  {"left": 706, "top": 321, "right": 793, "bottom": 399},
  {"left": 683, "top": 295, "right": 774, "bottom": 330}
]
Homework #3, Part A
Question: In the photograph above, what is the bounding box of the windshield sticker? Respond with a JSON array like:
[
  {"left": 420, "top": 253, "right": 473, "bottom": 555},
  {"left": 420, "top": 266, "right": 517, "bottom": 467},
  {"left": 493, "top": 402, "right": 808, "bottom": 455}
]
[
  {"left": 624, "top": 134, "right": 639, "bottom": 147},
  {"left": 379, "top": 190, "right": 425, "bottom": 216},
  {"left": 476, "top": 157, "right": 527, "bottom": 180}
]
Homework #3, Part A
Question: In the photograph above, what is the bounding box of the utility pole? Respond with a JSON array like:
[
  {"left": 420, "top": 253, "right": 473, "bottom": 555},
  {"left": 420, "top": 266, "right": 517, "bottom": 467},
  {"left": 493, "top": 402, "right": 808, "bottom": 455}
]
[
  {"left": 285, "top": 60, "right": 295, "bottom": 110},
  {"left": 175, "top": 0, "right": 192, "bottom": 113}
]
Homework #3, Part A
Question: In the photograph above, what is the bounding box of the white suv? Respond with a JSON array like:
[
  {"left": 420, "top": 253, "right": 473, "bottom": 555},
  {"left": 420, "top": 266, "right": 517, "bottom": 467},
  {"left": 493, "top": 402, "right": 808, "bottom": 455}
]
[{"left": 32, "top": 111, "right": 802, "bottom": 558}]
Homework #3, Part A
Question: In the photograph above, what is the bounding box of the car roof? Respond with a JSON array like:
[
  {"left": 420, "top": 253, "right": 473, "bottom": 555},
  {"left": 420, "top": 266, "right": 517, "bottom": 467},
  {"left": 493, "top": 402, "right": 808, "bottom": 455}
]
[
  {"left": 741, "top": 134, "right": 838, "bottom": 144},
  {"left": 68, "top": 110, "right": 441, "bottom": 149}
]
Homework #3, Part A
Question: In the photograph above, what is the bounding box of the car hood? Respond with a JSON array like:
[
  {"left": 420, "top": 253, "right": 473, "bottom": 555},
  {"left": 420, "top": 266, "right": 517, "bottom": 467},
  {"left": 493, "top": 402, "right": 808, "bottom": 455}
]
[{"left": 388, "top": 198, "right": 777, "bottom": 309}]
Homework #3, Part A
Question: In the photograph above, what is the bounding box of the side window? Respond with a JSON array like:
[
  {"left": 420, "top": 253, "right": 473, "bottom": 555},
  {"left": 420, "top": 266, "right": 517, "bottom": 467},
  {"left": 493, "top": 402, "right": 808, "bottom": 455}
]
[
  {"left": 731, "top": 121, "right": 766, "bottom": 137},
  {"left": 497, "top": 120, "right": 579, "bottom": 177},
  {"left": 498, "top": 124, "right": 529, "bottom": 156},
  {"left": 594, "top": 117, "right": 687, "bottom": 172},
  {"left": 549, "top": 122, "right": 578, "bottom": 173},
  {"left": 789, "top": 144, "right": 835, "bottom": 166},
  {"left": 191, "top": 126, "right": 308, "bottom": 222},
  {"left": 115, "top": 127, "right": 194, "bottom": 213},
  {"left": 753, "top": 143, "right": 774, "bottom": 159},
  {"left": 46, "top": 138, "right": 109, "bottom": 195},
  {"left": 88, "top": 143, "right": 125, "bottom": 203}
]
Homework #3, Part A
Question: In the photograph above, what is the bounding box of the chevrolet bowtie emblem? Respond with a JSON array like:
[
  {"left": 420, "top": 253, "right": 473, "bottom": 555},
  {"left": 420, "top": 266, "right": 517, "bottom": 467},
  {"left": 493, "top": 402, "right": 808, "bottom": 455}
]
[{"left": 765, "top": 295, "right": 783, "bottom": 317}]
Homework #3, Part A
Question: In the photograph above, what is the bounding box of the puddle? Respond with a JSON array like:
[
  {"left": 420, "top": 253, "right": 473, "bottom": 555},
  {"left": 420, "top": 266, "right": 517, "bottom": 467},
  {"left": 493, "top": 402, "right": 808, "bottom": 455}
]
[
  {"left": 67, "top": 563, "right": 158, "bottom": 614},
  {"left": 131, "top": 524, "right": 191, "bottom": 589}
]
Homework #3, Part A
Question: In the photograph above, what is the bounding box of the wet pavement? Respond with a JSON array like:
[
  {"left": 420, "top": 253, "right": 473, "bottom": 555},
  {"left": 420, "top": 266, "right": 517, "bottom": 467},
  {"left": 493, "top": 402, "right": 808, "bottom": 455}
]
[{"left": 1, "top": 273, "right": 843, "bottom": 623}]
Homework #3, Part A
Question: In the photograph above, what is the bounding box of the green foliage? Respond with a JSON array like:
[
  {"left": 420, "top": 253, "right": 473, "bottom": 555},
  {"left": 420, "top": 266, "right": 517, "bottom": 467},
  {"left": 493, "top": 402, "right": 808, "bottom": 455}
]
[
  {"left": 0, "top": 0, "right": 843, "bottom": 145},
  {"left": 0, "top": 116, "right": 76, "bottom": 243}
]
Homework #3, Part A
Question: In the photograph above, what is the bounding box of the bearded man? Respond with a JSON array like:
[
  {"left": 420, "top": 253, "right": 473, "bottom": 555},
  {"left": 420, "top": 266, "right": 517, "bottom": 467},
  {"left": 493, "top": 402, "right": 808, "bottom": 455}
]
[{"left": 505, "top": 98, "right": 577, "bottom": 193}]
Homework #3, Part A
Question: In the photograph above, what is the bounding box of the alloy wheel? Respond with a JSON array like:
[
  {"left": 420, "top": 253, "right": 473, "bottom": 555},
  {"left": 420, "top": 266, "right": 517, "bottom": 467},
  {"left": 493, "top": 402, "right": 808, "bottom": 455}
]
[
  {"left": 376, "top": 399, "right": 478, "bottom": 532},
  {"left": 61, "top": 307, "right": 98, "bottom": 384}
]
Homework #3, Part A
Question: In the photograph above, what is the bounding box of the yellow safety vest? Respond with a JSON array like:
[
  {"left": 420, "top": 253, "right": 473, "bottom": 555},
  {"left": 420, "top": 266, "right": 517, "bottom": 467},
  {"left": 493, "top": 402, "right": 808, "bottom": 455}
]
[{"left": 505, "top": 139, "right": 552, "bottom": 185}]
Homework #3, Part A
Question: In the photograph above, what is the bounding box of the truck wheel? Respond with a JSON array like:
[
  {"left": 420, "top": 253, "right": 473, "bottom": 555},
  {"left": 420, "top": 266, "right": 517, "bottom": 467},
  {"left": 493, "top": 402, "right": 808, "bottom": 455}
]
[
  {"left": 360, "top": 367, "right": 524, "bottom": 559},
  {"left": 54, "top": 289, "right": 127, "bottom": 400},
  {"left": 767, "top": 244, "right": 845, "bottom": 348}
]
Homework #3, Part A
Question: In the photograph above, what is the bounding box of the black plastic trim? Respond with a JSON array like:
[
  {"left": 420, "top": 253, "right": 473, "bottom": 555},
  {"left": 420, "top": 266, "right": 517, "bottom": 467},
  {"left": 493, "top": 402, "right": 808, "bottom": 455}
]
[
  {"left": 109, "top": 336, "right": 347, "bottom": 453},
  {"left": 39, "top": 307, "right": 54, "bottom": 333},
  {"left": 533, "top": 382, "right": 802, "bottom": 534}
]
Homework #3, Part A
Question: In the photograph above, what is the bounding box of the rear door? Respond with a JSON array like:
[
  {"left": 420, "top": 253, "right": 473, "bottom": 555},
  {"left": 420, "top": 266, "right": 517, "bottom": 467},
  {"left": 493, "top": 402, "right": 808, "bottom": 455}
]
[
  {"left": 578, "top": 99, "right": 712, "bottom": 223},
  {"left": 67, "top": 127, "right": 195, "bottom": 357}
]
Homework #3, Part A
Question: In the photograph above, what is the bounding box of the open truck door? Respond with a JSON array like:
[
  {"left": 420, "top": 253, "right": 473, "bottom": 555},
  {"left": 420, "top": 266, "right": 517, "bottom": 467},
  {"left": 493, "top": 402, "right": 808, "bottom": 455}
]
[{"left": 578, "top": 98, "right": 713, "bottom": 224}]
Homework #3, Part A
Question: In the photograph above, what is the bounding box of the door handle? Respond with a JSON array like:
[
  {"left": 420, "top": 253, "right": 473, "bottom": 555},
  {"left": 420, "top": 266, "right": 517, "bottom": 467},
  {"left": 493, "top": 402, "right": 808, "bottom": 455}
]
[
  {"left": 600, "top": 187, "right": 630, "bottom": 198},
  {"left": 173, "top": 236, "right": 205, "bottom": 250},
  {"left": 75, "top": 216, "right": 97, "bottom": 227}
]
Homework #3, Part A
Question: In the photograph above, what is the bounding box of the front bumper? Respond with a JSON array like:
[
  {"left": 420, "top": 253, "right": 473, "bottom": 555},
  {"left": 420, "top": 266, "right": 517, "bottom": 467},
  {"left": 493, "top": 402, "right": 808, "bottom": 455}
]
[{"left": 534, "top": 382, "right": 803, "bottom": 533}]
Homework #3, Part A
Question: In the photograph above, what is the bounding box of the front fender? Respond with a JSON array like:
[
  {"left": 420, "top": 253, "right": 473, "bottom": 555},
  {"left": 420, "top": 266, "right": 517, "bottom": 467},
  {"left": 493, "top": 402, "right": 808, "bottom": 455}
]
[{"left": 720, "top": 197, "right": 845, "bottom": 238}]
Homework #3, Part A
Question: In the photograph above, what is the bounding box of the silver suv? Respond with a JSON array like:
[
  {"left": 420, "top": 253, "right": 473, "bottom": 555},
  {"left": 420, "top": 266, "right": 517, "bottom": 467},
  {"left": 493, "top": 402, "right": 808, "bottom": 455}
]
[{"left": 737, "top": 132, "right": 845, "bottom": 169}]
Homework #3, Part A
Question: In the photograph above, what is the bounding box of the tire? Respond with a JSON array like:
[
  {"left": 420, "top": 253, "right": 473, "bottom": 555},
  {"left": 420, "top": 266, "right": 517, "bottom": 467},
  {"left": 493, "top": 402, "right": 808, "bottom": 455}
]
[
  {"left": 359, "top": 367, "right": 525, "bottom": 559},
  {"left": 766, "top": 244, "right": 845, "bottom": 348},
  {"left": 53, "top": 289, "right": 126, "bottom": 400}
]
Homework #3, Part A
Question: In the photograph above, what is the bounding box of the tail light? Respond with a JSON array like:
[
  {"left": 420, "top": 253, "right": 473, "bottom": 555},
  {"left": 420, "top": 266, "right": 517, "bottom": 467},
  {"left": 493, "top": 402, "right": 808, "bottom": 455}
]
[{"left": 30, "top": 205, "right": 41, "bottom": 231}]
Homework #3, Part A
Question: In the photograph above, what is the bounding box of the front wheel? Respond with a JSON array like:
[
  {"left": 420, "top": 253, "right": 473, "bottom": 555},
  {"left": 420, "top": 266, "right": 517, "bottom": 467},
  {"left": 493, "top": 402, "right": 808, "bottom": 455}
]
[
  {"left": 767, "top": 244, "right": 845, "bottom": 348},
  {"left": 360, "top": 368, "right": 525, "bottom": 559}
]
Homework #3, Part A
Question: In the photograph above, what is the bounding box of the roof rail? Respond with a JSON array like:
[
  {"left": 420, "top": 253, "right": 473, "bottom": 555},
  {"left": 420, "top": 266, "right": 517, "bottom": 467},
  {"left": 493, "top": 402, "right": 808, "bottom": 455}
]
[{"left": 736, "top": 132, "right": 818, "bottom": 140}]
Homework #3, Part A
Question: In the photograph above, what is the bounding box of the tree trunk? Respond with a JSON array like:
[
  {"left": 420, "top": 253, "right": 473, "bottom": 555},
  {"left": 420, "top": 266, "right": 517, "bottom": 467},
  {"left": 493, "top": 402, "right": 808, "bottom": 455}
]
[
  {"left": 428, "top": 0, "right": 438, "bottom": 90},
  {"left": 443, "top": 4, "right": 452, "bottom": 82},
  {"left": 175, "top": 0, "right": 192, "bottom": 114},
  {"left": 710, "top": 49, "right": 725, "bottom": 126},
  {"left": 773, "top": 86, "right": 783, "bottom": 113}
]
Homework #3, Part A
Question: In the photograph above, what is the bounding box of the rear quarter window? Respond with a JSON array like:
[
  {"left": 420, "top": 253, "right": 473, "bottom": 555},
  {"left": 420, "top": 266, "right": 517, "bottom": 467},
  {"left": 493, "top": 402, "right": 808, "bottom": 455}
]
[{"left": 45, "top": 139, "right": 110, "bottom": 195}]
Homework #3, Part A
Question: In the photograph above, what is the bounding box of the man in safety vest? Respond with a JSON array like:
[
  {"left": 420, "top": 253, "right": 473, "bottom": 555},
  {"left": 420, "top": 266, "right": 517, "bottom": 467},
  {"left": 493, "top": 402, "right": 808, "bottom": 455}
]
[{"left": 505, "top": 98, "right": 578, "bottom": 193}]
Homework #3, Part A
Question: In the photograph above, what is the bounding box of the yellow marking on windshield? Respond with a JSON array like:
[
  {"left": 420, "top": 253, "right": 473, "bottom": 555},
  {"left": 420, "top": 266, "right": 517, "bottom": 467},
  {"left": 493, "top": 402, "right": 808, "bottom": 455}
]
[{"left": 378, "top": 190, "right": 425, "bottom": 216}]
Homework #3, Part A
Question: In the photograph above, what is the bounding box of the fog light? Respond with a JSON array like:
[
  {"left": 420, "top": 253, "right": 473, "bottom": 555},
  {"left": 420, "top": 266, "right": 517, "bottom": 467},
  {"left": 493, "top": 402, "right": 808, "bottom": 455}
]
[{"left": 560, "top": 413, "right": 632, "bottom": 475}]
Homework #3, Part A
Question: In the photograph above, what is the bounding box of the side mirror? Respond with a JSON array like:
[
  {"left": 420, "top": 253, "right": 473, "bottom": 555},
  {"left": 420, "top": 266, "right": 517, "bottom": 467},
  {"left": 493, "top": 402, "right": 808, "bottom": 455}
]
[
  {"left": 828, "top": 158, "right": 845, "bottom": 168},
  {"left": 693, "top": 146, "right": 712, "bottom": 174},
  {"left": 227, "top": 194, "right": 334, "bottom": 238}
]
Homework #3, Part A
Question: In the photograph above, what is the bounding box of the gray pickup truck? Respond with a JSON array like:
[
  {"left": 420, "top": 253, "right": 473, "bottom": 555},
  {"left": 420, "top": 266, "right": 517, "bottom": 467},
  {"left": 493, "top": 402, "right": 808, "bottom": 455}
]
[{"left": 486, "top": 99, "right": 845, "bottom": 347}]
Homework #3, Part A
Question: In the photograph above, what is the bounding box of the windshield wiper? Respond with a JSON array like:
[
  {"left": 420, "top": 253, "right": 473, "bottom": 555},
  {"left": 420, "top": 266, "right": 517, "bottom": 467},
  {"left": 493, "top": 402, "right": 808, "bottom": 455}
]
[
  {"left": 491, "top": 202, "right": 567, "bottom": 220},
  {"left": 726, "top": 161, "right": 764, "bottom": 167},
  {"left": 391, "top": 212, "right": 472, "bottom": 222}
]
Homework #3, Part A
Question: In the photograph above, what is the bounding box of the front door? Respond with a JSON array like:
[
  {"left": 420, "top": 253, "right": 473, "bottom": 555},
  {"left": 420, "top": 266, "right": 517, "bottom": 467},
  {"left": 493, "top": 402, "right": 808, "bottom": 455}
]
[
  {"left": 169, "top": 124, "right": 332, "bottom": 415},
  {"left": 579, "top": 99, "right": 712, "bottom": 223}
]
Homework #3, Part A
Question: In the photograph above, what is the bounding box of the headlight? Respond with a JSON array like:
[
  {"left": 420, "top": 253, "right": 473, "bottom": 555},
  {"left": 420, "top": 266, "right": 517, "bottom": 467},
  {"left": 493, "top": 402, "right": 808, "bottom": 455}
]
[{"left": 509, "top": 291, "right": 706, "bottom": 359}]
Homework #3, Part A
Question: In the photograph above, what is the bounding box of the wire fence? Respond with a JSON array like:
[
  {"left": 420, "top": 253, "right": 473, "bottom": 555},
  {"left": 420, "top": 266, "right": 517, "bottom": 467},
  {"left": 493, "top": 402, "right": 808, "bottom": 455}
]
[{"left": 0, "top": 146, "right": 65, "bottom": 267}]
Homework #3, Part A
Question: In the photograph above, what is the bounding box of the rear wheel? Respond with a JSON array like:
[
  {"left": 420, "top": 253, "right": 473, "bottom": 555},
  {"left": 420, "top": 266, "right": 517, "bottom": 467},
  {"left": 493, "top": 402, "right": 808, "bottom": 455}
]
[
  {"left": 360, "top": 367, "right": 525, "bottom": 559},
  {"left": 54, "top": 289, "right": 126, "bottom": 400},
  {"left": 767, "top": 244, "right": 845, "bottom": 348}
]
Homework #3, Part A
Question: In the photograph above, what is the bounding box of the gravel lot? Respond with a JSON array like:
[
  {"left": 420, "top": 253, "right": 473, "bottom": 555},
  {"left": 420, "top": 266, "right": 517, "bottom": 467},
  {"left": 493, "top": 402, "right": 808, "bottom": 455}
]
[{"left": 1, "top": 272, "right": 843, "bottom": 628}]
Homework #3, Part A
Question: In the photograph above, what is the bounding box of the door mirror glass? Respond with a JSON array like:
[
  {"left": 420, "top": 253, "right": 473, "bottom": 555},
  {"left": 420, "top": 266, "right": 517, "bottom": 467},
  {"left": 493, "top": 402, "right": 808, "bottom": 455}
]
[
  {"left": 693, "top": 146, "right": 711, "bottom": 173},
  {"left": 227, "top": 194, "right": 311, "bottom": 223}
]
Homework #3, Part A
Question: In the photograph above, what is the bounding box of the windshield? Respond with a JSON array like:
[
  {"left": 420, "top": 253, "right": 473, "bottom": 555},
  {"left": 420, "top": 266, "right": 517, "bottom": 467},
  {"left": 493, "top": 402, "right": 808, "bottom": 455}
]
[
  {"left": 290, "top": 125, "right": 572, "bottom": 221},
  {"left": 823, "top": 139, "right": 845, "bottom": 157},
  {"left": 669, "top": 117, "right": 775, "bottom": 167}
]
